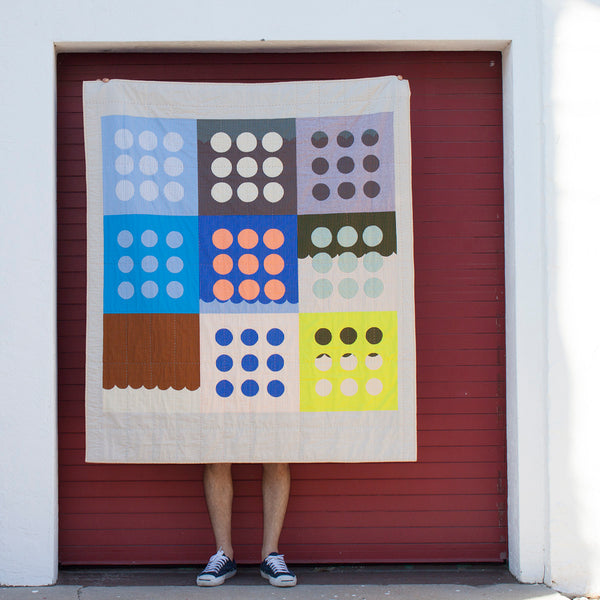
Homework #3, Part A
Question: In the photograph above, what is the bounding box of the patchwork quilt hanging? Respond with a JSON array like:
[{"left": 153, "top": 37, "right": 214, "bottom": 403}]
[{"left": 83, "top": 75, "right": 416, "bottom": 463}]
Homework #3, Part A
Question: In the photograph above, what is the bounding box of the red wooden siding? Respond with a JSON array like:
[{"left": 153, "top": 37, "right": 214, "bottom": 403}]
[{"left": 57, "top": 51, "right": 506, "bottom": 565}]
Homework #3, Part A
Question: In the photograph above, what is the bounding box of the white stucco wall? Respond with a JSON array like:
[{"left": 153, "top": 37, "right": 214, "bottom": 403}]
[{"left": 1, "top": 0, "right": 598, "bottom": 594}]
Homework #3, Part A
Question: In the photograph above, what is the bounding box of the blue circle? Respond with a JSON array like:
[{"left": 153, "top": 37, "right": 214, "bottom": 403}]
[
  {"left": 241, "top": 328, "right": 259, "bottom": 346},
  {"left": 215, "top": 328, "right": 233, "bottom": 346},
  {"left": 241, "top": 379, "right": 259, "bottom": 397},
  {"left": 267, "top": 354, "right": 284, "bottom": 372},
  {"left": 216, "top": 380, "right": 234, "bottom": 397},
  {"left": 241, "top": 354, "right": 259, "bottom": 371},
  {"left": 216, "top": 354, "right": 233, "bottom": 372},
  {"left": 266, "top": 328, "right": 284, "bottom": 346},
  {"left": 267, "top": 380, "right": 285, "bottom": 397}
]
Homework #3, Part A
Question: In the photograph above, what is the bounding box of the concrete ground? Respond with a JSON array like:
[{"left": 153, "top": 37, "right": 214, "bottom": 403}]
[{"left": 0, "top": 565, "right": 571, "bottom": 600}]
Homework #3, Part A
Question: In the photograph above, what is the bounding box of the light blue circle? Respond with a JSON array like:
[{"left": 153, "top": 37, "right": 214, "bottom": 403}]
[
  {"left": 313, "top": 278, "right": 333, "bottom": 299},
  {"left": 141, "top": 255, "right": 159, "bottom": 273},
  {"left": 363, "top": 251, "right": 383, "bottom": 273},
  {"left": 117, "top": 230, "right": 133, "bottom": 248},
  {"left": 118, "top": 256, "right": 134, "bottom": 273},
  {"left": 166, "top": 281, "right": 184, "bottom": 298},
  {"left": 166, "top": 231, "right": 183, "bottom": 248},
  {"left": 312, "top": 252, "right": 332, "bottom": 274},
  {"left": 166, "top": 256, "right": 184, "bottom": 273},
  {"left": 338, "top": 278, "right": 359, "bottom": 299},
  {"left": 117, "top": 281, "right": 134, "bottom": 300},
  {"left": 141, "top": 229, "right": 158, "bottom": 247},
  {"left": 311, "top": 227, "right": 332, "bottom": 248},
  {"left": 338, "top": 252, "right": 358, "bottom": 273},
  {"left": 337, "top": 226, "right": 358, "bottom": 248},
  {"left": 141, "top": 280, "right": 159, "bottom": 299},
  {"left": 362, "top": 225, "right": 384, "bottom": 247},
  {"left": 364, "top": 277, "right": 384, "bottom": 298}
]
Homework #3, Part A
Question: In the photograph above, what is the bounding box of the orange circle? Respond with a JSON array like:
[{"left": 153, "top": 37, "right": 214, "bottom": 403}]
[
  {"left": 263, "top": 228, "right": 284, "bottom": 250},
  {"left": 238, "top": 228, "right": 259, "bottom": 249},
  {"left": 213, "top": 253, "right": 233, "bottom": 275},
  {"left": 213, "top": 279, "right": 234, "bottom": 301},
  {"left": 212, "top": 228, "right": 233, "bottom": 250},
  {"left": 239, "top": 279, "right": 260, "bottom": 301},
  {"left": 264, "top": 279, "right": 285, "bottom": 301},
  {"left": 238, "top": 253, "right": 259, "bottom": 275},
  {"left": 264, "top": 253, "right": 284, "bottom": 275}
]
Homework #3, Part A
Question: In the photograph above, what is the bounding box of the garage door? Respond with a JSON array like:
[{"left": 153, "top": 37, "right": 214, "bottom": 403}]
[{"left": 57, "top": 51, "right": 506, "bottom": 565}]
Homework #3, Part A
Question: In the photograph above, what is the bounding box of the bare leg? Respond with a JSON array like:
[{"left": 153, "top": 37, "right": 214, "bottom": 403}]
[
  {"left": 261, "top": 463, "right": 291, "bottom": 560},
  {"left": 203, "top": 463, "right": 234, "bottom": 559}
]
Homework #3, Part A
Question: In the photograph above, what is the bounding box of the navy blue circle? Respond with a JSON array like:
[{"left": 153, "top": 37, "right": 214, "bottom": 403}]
[
  {"left": 241, "top": 328, "right": 259, "bottom": 346},
  {"left": 216, "top": 354, "right": 233, "bottom": 372},
  {"left": 267, "top": 354, "right": 284, "bottom": 372},
  {"left": 215, "top": 328, "right": 233, "bottom": 346},
  {"left": 241, "top": 379, "right": 259, "bottom": 397},
  {"left": 216, "top": 380, "right": 234, "bottom": 397},
  {"left": 266, "top": 328, "right": 284, "bottom": 346},
  {"left": 241, "top": 354, "right": 259, "bottom": 371},
  {"left": 267, "top": 380, "right": 285, "bottom": 397}
]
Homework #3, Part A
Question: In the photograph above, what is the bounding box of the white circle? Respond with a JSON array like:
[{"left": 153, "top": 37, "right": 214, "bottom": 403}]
[
  {"left": 262, "top": 131, "right": 283, "bottom": 152},
  {"left": 340, "top": 378, "right": 359, "bottom": 396},
  {"left": 117, "top": 230, "right": 133, "bottom": 248},
  {"left": 237, "top": 182, "right": 259, "bottom": 203},
  {"left": 166, "top": 256, "right": 184, "bottom": 273},
  {"left": 141, "top": 229, "right": 158, "bottom": 247},
  {"left": 140, "top": 281, "right": 158, "bottom": 299},
  {"left": 114, "top": 129, "right": 133, "bottom": 149},
  {"left": 115, "top": 154, "right": 134, "bottom": 175},
  {"left": 115, "top": 180, "right": 134, "bottom": 202},
  {"left": 211, "top": 182, "right": 233, "bottom": 203},
  {"left": 164, "top": 156, "right": 184, "bottom": 177},
  {"left": 140, "top": 180, "right": 159, "bottom": 201},
  {"left": 263, "top": 182, "right": 284, "bottom": 203},
  {"left": 166, "top": 281, "right": 184, "bottom": 299},
  {"left": 315, "top": 379, "right": 333, "bottom": 397},
  {"left": 262, "top": 156, "right": 284, "bottom": 178},
  {"left": 163, "top": 131, "right": 184, "bottom": 152},
  {"left": 118, "top": 256, "right": 134, "bottom": 273},
  {"left": 139, "top": 155, "right": 158, "bottom": 175},
  {"left": 166, "top": 231, "right": 183, "bottom": 248},
  {"left": 211, "top": 157, "right": 232, "bottom": 178},
  {"left": 236, "top": 156, "right": 258, "bottom": 178},
  {"left": 236, "top": 132, "right": 257, "bottom": 153},
  {"left": 138, "top": 130, "right": 158, "bottom": 151},
  {"left": 117, "top": 281, "right": 134, "bottom": 299},
  {"left": 164, "top": 181, "right": 184, "bottom": 202},
  {"left": 365, "top": 353, "right": 383, "bottom": 370},
  {"left": 141, "top": 255, "right": 159, "bottom": 273},
  {"left": 366, "top": 378, "right": 383, "bottom": 396},
  {"left": 210, "top": 132, "right": 232, "bottom": 153},
  {"left": 315, "top": 354, "right": 332, "bottom": 372},
  {"left": 340, "top": 353, "right": 358, "bottom": 371}
]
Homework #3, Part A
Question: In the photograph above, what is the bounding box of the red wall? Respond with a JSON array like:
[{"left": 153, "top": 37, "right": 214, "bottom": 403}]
[{"left": 57, "top": 51, "right": 507, "bottom": 565}]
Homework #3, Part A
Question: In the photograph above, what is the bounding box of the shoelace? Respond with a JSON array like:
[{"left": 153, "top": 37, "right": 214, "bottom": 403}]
[
  {"left": 265, "top": 553, "right": 289, "bottom": 575},
  {"left": 205, "top": 550, "right": 229, "bottom": 573}
]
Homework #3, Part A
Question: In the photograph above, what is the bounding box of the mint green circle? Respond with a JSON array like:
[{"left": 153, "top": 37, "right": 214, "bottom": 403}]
[
  {"left": 338, "top": 252, "right": 358, "bottom": 273},
  {"left": 313, "top": 278, "right": 333, "bottom": 299},
  {"left": 311, "top": 227, "right": 332, "bottom": 248},
  {"left": 338, "top": 278, "right": 359, "bottom": 299},
  {"left": 363, "top": 251, "right": 383, "bottom": 273},
  {"left": 364, "top": 277, "right": 384, "bottom": 298},
  {"left": 362, "top": 225, "right": 384, "bottom": 247},
  {"left": 337, "top": 226, "right": 358, "bottom": 248},
  {"left": 312, "top": 252, "right": 333, "bottom": 274}
]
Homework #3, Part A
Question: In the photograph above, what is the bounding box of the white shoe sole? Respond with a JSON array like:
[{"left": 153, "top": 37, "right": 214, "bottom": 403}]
[
  {"left": 260, "top": 570, "right": 297, "bottom": 587},
  {"left": 196, "top": 569, "right": 237, "bottom": 587}
]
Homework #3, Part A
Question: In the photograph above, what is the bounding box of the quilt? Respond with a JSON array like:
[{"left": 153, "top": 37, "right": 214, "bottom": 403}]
[{"left": 83, "top": 75, "right": 416, "bottom": 463}]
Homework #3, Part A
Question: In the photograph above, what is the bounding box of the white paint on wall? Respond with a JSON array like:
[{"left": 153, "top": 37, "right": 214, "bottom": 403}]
[{"left": 1, "top": 0, "right": 598, "bottom": 595}]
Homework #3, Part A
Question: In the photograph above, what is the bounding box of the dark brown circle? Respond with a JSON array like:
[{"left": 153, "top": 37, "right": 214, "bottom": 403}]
[
  {"left": 337, "top": 130, "right": 354, "bottom": 148},
  {"left": 363, "top": 180, "right": 381, "bottom": 198},
  {"left": 337, "top": 156, "right": 355, "bottom": 174},
  {"left": 312, "top": 157, "right": 329, "bottom": 175},
  {"left": 337, "top": 182, "right": 355, "bottom": 199},
  {"left": 363, "top": 154, "right": 380, "bottom": 172},
  {"left": 315, "top": 328, "right": 332, "bottom": 345},
  {"left": 311, "top": 131, "right": 328, "bottom": 148},
  {"left": 361, "top": 129, "right": 379, "bottom": 146},
  {"left": 340, "top": 327, "right": 358, "bottom": 344},
  {"left": 312, "top": 183, "right": 330, "bottom": 201},
  {"left": 366, "top": 327, "right": 383, "bottom": 344}
]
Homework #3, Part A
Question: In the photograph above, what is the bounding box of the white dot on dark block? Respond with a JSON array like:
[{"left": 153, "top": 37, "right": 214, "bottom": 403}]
[
  {"left": 141, "top": 229, "right": 158, "bottom": 247},
  {"left": 211, "top": 157, "right": 232, "bottom": 178},
  {"left": 263, "top": 182, "right": 284, "bottom": 203},
  {"left": 211, "top": 182, "right": 233, "bottom": 203},
  {"left": 166, "top": 231, "right": 183, "bottom": 248},
  {"left": 167, "top": 281, "right": 184, "bottom": 298},
  {"left": 117, "top": 230, "right": 133, "bottom": 248},
  {"left": 117, "top": 281, "right": 134, "bottom": 299},
  {"left": 210, "top": 132, "right": 232, "bottom": 153},
  {"left": 141, "top": 255, "right": 158, "bottom": 273},
  {"left": 237, "top": 157, "right": 258, "bottom": 178},
  {"left": 262, "top": 156, "right": 283, "bottom": 178},
  {"left": 167, "top": 256, "right": 184, "bottom": 273},
  {"left": 118, "top": 256, "right": 134, "bottom": 273},
  {"left": 236, "top": 132, "right": 257, "bottom": 153},
  {"left": 141, "top": 280, "right": 159, "bottom": 299},
  {"left": 262, "top": 131, "right": 283, "bottom": 152}
]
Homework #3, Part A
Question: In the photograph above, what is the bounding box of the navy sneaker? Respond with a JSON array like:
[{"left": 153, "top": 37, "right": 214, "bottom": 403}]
[
  {"left": 196, "top": 549, "right": 237, "bottom": 586},
  {"left": 260, "top": 552, "right": 297, "bottom": 587}
]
